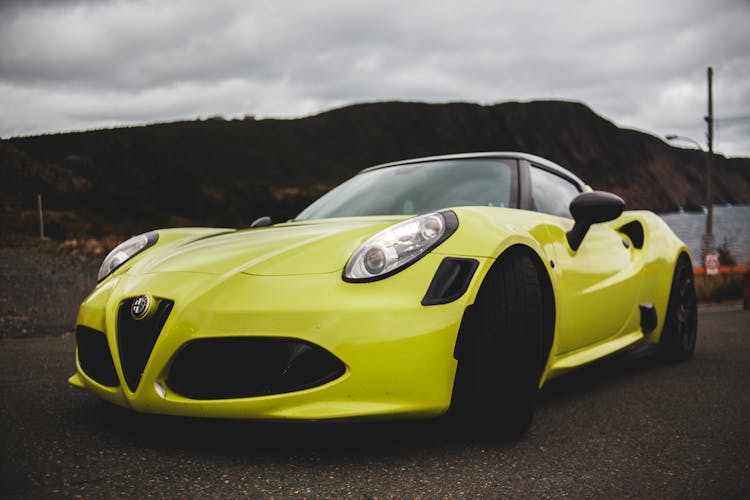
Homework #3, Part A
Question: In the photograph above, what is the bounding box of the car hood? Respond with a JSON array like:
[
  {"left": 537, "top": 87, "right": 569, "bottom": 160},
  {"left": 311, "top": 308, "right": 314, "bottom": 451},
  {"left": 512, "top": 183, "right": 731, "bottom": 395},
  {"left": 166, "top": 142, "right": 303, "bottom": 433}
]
[{"left": 129, "top": 217, "right": 408, "bottom": 277}]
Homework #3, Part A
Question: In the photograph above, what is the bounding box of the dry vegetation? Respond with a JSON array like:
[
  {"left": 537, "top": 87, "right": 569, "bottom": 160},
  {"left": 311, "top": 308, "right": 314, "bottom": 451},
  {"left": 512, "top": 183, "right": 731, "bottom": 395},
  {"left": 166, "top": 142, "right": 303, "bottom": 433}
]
[{"left": 694, "top": 271, "right": 747, "bottom": 303}]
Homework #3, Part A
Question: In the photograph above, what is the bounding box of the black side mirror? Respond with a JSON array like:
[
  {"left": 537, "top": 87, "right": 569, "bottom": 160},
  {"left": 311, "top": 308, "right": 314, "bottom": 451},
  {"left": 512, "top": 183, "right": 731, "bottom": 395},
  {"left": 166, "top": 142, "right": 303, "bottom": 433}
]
[
  {"left": 566, "top": 191, "right": 624, "bottom": 251},
  {"left": 250, "top": 216, "right": 273, "bottom": 228}
]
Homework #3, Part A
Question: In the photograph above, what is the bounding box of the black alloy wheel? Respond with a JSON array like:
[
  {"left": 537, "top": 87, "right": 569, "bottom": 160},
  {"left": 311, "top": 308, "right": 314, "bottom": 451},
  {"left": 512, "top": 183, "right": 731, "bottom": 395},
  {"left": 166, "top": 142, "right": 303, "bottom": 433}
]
[{"left": 659, "top": 255, "right": 698, "bottom": 362}]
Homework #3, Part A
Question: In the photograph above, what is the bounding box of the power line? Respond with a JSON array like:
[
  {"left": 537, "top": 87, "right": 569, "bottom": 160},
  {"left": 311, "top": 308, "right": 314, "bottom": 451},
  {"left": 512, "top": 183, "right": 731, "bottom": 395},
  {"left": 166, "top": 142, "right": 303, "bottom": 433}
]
[{"left": 715, "top": 115, "right": 750, "bottom": 123}]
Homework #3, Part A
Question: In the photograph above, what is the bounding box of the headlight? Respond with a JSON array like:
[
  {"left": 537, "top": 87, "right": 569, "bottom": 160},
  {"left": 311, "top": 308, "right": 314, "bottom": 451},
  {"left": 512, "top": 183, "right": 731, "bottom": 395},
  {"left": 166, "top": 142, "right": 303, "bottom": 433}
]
[
  {"left": 97, "top": 231, "right": 158, "bottom": 282},
  {"left": 343, "top": 211, "right": 458, "bottom": 282}
]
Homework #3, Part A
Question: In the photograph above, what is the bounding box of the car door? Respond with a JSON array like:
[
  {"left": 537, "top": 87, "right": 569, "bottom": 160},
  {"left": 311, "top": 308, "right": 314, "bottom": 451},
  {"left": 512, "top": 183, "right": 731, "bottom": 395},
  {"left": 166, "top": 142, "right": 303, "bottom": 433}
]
[{"left": 526, "top": 164, "right": 642, "bottom": 354}]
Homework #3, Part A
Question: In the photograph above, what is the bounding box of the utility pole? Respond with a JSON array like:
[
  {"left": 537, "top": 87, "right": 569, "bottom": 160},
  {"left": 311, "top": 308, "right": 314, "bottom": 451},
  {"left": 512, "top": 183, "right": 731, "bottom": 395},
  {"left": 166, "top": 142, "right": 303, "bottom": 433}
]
[
  {"left": 702, "top": 66, "right": 715, "bottom": 260},
  {"left": 37, "top": 193, "right": 45, "bottom": 240}
]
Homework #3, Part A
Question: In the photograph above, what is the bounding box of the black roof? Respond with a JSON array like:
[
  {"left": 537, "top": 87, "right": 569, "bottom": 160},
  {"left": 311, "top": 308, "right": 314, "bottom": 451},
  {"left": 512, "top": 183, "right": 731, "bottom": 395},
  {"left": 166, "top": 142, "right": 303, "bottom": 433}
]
[{"left": 360, "top": 152, "right": 587, "bottom": 190}]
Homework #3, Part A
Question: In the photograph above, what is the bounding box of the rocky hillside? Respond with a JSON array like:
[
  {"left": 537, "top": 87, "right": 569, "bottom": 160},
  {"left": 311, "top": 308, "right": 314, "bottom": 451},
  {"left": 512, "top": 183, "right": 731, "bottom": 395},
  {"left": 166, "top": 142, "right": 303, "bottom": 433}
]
[{"left": 2, "top": 100, "right": 749, "bottom": 238}]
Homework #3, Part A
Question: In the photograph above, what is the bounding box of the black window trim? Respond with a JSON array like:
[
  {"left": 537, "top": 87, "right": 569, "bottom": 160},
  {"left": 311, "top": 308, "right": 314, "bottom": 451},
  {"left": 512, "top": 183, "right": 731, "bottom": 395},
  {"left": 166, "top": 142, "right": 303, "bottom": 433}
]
[{"left": 519, "top": 159, "right": 584, "bottom": 215}]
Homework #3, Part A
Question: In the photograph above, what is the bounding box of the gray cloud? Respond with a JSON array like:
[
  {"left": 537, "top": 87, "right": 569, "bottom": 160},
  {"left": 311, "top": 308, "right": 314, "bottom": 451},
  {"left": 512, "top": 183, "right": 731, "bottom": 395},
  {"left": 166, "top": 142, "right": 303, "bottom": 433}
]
[{"left": 1, "top": 0, "right": 748, "bottom": 156}]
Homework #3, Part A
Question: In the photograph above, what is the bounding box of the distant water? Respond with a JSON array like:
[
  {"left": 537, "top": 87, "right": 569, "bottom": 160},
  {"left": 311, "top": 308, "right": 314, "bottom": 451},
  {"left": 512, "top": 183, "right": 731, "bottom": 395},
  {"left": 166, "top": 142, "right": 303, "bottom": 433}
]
[{"left": 660, "top": 205, "right": 750, "bottom": 265}]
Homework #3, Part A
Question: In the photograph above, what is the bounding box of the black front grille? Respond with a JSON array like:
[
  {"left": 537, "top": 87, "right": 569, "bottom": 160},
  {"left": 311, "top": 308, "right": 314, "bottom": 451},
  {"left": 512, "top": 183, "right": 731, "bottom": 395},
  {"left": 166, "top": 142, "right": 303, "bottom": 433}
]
[
  {"left": 166, "top": 337, "right": 346, "bottom": 400},
  {"left": 76, "top": 326, "right": 119, "bottom": 387},
  {"left": 117, "top": 298, "right": 174, "bottom": 392}
]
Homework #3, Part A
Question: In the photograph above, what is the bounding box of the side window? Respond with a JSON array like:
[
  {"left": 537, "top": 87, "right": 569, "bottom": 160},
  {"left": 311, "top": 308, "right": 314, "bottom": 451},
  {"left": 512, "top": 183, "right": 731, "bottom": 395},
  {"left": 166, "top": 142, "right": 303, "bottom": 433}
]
[{"left": 530, "top": 166, "right": 580, "bottom": 219}]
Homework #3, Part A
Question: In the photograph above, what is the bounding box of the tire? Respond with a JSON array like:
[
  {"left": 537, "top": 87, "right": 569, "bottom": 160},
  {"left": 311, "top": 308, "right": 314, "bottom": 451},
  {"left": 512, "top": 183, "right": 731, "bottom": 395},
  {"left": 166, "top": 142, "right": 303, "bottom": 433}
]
[
  {"left": 461, "top": 252, "right": 544, "bottom": 436},
  {"left": 659, "top": 255, "right": 698, "bottom": 362}
]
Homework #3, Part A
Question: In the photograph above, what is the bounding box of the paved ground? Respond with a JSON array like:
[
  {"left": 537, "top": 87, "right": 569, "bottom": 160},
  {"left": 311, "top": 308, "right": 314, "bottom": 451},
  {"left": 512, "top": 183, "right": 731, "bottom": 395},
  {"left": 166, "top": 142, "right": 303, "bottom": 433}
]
[{"left": 1, "top": 309, "right": 748, "bottom": 498}]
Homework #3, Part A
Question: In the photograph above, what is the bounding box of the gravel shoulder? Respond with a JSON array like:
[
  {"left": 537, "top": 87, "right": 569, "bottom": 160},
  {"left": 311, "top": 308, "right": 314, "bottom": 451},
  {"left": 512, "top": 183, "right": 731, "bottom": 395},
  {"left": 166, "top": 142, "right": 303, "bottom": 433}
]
[{"left": 0, "top": 243, "right": 98, "bottom": 339}]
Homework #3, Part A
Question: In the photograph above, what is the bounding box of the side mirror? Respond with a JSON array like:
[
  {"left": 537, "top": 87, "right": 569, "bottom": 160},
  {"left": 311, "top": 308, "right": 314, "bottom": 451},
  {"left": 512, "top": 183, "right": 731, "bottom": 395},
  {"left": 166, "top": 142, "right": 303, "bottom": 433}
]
[
  {"left": 250, "top": 216, "right": 273, "bottom": 228},
  {"left": 566, "top": 191, "right": 624, "bottom": 251}
]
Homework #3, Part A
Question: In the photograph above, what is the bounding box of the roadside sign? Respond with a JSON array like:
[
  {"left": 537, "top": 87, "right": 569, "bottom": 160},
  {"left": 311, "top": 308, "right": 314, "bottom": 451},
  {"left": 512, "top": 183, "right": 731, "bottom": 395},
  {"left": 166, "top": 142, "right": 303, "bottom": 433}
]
[{"left": 705, "top": 252, "right": 720, "bottom": 276}]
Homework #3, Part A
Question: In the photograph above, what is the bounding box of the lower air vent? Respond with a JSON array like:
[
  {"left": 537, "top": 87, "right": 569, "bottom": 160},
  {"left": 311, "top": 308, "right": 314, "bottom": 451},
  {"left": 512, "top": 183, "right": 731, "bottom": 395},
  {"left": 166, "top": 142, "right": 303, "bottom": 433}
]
[
  {"left": 639, "top": 303, "right": 657, "bottom": 334},
  {"left": 166, "top": 337, "right": 346, "bottom": 400},
  {"left": 422, "top": 257, "right": 479, "bottom": 305},
  {"left": 76, "top": 326, "right": 119, "bottom": 387},
  {"left": 117, "top": 298, "right": 174, "bottom": 392}
]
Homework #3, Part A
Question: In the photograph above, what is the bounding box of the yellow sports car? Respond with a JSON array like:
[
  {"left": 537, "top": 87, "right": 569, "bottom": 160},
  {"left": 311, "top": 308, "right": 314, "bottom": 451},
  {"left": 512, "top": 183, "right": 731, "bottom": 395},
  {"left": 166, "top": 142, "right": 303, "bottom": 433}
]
[{"left": 69, "top": 152, "right": 697, "bottom": 434}]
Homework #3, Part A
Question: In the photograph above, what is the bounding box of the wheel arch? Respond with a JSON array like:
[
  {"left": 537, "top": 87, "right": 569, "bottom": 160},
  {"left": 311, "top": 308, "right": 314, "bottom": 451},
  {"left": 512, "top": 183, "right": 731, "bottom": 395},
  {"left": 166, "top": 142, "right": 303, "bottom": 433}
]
[
  {"left": 496, "top": 245, "right": 556, "bottom": 377},
  {"left": 657, "top": 249, "right": 698, "bottom": 361},
  {"left": 676, "top": 249, "right": 694, "bottom": 268},
  {"left": 451, "top": 243, "right": 556, "bottom": 404}
]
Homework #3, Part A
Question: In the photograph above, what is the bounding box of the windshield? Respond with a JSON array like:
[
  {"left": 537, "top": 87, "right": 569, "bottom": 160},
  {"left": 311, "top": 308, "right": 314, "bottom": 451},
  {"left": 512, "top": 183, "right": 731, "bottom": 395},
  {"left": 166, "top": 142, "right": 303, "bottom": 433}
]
[{"left": 296, "top": 158, "right": 517, "bottom": 220}]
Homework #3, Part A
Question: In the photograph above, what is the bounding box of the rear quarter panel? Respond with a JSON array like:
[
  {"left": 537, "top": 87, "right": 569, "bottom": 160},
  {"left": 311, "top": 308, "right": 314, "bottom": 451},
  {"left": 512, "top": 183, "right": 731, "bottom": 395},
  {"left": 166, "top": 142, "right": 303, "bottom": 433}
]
[{"left": 618, "top": 210, "right": 691, "bottom": 343}]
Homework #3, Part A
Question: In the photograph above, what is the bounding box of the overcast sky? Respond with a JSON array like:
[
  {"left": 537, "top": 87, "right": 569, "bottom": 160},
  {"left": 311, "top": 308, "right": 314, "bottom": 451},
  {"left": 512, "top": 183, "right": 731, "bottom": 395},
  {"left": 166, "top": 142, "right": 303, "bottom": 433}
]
[{"left": 1, "top": 0, "right": 748, "bottom": 156}]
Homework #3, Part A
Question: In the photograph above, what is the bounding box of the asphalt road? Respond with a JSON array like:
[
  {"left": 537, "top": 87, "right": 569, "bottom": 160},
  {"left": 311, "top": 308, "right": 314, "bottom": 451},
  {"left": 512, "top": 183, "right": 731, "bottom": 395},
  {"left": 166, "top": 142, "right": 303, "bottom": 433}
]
[{"left": 1, "top": 308, "right": 748, "bottom": 498}]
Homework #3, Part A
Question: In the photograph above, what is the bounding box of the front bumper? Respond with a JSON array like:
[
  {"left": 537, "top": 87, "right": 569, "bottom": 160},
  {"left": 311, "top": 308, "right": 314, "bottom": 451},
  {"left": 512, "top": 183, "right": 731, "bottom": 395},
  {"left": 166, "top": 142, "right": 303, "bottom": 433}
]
[{"left": 70, "top": 253, "right": 487, "bottom": 420}]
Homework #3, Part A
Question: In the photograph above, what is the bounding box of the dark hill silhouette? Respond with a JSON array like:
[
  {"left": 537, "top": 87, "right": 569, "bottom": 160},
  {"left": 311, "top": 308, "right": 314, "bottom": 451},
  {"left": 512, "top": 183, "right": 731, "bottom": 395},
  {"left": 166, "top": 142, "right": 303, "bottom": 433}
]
[{"left": 2, "top": 100, "right": 749, "bottom": 238}]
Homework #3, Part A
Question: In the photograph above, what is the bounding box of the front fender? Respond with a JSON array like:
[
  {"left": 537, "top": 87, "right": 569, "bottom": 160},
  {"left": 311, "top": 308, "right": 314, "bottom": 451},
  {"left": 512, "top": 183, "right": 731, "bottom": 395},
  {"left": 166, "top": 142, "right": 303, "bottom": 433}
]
[{"left": 439, "top": 207, "right": 554, "bottom": 263}]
